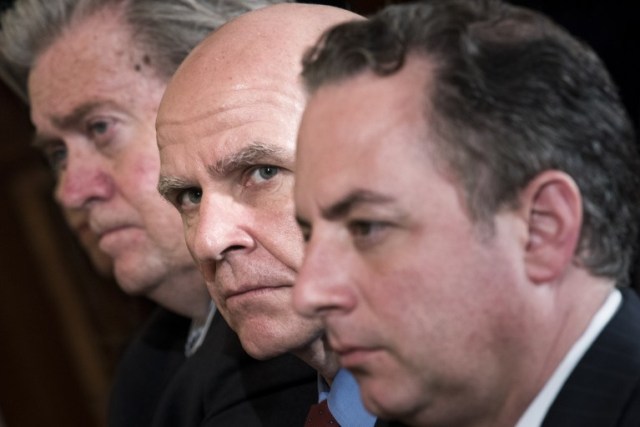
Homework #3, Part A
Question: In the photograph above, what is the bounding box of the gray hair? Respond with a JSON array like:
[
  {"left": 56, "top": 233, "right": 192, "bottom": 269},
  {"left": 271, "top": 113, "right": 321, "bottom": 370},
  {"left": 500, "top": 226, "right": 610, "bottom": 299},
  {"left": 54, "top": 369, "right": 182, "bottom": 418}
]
[
  {"left": 302, "top": 0, "right": 640, "bottom": 285},
  {"left": 0, "top": 0, "right": 287, "bottom": 102}
]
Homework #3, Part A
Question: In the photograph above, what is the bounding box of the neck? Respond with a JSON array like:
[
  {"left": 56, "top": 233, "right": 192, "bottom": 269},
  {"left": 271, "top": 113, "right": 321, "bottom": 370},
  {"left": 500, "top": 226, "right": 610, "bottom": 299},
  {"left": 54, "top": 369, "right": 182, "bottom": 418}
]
[{"left": 490, "top": 273, "right": 615, "bottom": 427}]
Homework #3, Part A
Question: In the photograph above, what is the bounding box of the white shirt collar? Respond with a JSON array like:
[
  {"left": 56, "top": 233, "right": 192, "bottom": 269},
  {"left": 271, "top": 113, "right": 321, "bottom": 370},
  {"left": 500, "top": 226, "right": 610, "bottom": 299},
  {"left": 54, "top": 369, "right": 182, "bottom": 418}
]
[
  {"left": 185, "top": 301, "right": 217, "bottom": 357},
  {"left": 515, "top": 288, "right": 622, "bottom": 427}
]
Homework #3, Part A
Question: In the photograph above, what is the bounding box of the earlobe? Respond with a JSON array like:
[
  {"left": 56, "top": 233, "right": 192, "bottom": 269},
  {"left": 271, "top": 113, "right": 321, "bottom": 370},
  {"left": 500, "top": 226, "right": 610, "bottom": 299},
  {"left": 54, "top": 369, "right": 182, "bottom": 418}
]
[{"left": 521, "top": 171, "right": 583, "bottom": 284}]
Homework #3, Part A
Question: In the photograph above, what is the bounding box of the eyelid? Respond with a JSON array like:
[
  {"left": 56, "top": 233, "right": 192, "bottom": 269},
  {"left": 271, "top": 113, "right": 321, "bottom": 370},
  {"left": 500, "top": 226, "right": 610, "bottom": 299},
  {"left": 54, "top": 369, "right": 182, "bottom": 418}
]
[
  {"left": 86, "top": 116, "right": 116, "bottom": 144},
  {"left": 175, "top": 187, "right": 203, "bottom": 212},
  {"left": 161, "top": 187, "right": 181, "bottom": 205},
  {"left": 348, "top": 219, "right": 392, "bottom": 248},
  {"left": 39, "top": 140, "right": 68, "bottom": 174},
  {"left": 243, "top": 165, "right": 281, "bottom": 186}
]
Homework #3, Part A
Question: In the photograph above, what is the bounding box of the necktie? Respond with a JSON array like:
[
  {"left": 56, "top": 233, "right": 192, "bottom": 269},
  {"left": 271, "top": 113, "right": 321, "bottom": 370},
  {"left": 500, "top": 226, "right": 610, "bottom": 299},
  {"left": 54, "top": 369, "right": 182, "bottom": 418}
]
[{"left": 304, "top": 399, "right": 340, "bottom": 426}]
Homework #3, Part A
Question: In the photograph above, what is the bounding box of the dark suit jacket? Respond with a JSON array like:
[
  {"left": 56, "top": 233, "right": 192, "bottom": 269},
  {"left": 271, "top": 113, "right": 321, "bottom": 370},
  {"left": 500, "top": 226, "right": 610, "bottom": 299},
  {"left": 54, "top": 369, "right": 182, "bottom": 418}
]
[
  {"left": 542, "top": 287, "right": 640, "bottom": 426},
  {"left": 108, "top": 307, "right": 318, "bottom": 426}
]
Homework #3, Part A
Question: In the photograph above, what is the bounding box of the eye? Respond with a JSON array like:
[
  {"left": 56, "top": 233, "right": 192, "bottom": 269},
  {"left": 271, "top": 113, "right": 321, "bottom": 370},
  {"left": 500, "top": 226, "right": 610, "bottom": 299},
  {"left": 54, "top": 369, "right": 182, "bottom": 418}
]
[
  {"left": 89, "top": 120, "right": 108, "bottom": 135},
  {"left": 348, "top": 220, "right": 389, "bottom": 248},
  {"left": 349, "top": 221, "right": 377, "bottom": 237},
  {"left": 177, "top": 187, "right": 203, "bottom": 210},
  {"left": 41, "top": 143, "right": 68, "bottom": 175},
  {"left": 247, "top": 166, "right": 279, "bottom": 185},
  {"left": 42, "top": 141, "right": 67, "bottom": 175},
  {"left": 86, "top": 118, "right": 115, "bottom": 146}
]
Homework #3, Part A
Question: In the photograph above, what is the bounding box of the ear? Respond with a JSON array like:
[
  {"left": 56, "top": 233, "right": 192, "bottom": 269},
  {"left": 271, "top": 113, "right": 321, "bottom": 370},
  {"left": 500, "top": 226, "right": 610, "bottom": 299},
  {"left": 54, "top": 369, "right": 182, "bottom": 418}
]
[{"left": 519, "top": 171, "right": 583, "bottom": 284}]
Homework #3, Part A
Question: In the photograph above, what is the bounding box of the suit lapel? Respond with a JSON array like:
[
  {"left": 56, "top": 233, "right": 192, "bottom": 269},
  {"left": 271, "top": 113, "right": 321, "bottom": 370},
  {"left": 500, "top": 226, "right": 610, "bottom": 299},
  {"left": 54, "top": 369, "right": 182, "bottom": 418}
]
[{"left": 542, "top": 288, "right": 640, "bottom": 427}]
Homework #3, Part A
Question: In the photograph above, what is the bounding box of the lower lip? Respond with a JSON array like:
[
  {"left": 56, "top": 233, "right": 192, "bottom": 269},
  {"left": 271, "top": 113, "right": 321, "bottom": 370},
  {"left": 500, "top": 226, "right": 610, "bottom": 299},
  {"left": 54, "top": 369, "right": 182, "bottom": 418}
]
[
  {"left": 227, "top": 286, "right": 289, "bottom": 302},
  {"left": 338, "top": 348, "right": 378, "bottom": 369},
  {"left": 99, "top": 227, "right": 135, "bottom": 251}
]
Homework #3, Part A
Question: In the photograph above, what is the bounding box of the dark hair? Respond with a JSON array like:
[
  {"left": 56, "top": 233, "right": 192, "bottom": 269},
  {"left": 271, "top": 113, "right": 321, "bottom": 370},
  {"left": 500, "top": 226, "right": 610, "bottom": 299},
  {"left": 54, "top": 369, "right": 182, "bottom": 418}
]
[{"left": 302, "top": 0, "right": 640, "bottom": 284}]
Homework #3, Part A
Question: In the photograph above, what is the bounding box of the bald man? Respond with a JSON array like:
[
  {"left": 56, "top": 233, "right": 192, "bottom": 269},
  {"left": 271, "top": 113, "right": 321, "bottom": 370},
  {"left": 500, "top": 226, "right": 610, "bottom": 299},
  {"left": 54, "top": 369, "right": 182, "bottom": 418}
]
[
  {"left": 156, "top": 4, "right": 377, "bottom": 426},
  {"left": 0, "top": 0, "right": 323, "bottom": 425}
]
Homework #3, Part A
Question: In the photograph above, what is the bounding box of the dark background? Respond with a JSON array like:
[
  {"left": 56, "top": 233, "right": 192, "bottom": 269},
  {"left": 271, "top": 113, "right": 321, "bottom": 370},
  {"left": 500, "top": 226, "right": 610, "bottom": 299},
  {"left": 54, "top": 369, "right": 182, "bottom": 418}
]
[{"left": 0, "top": 1, "right": 637, "bottom": 426}]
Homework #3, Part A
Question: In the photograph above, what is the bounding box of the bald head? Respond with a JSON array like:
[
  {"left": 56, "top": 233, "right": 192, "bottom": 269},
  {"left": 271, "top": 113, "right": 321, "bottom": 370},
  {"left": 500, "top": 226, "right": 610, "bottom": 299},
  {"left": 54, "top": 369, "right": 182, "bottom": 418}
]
[
  {"left": 155, "top": 3, "right": 360, "bottom": 369},
  {"left": 157, "top": 3, "right": 360, "bottom": 131}
]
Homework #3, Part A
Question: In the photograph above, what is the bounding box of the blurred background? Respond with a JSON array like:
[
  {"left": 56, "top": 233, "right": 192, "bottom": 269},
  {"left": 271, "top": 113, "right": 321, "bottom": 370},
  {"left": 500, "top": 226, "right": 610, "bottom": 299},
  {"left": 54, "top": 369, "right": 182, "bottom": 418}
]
[{"left": 0, "top": 0, "right": 637, "bottom": 426}]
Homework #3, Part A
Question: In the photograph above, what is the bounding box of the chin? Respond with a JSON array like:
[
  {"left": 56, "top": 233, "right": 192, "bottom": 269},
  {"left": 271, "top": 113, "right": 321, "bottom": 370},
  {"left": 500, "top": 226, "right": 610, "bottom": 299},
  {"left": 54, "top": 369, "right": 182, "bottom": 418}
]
[
  {"left": 113, "top": 261, "right": 159, "bottom": 296},
  {"left": 360, "top": 377, "right": 422, "bottom": 424},
  {"left": 237, "top": 324, "right": 318, "bottom": 361},
  {"left": 238, "top": 332, "right": 293, "bottom": 360}
]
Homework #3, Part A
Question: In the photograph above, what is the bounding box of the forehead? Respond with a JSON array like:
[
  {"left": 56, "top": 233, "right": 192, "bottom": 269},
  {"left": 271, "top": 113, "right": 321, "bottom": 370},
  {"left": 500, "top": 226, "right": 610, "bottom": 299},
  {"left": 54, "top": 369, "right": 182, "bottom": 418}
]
[
  {"left": 157, "top": 67, "right": 305, "bottom": 163},
  {"left": 297, "top": 58, "right": 435, "bottom": 184},
  {"left": 295, "top": 61, "right": 454, "bottom": 216},
  {"left": 156, "top": 22, "right": 308, "bottom": 147},
  {"left": 28, "top": 6, "right": 161, "bottom": 122}
]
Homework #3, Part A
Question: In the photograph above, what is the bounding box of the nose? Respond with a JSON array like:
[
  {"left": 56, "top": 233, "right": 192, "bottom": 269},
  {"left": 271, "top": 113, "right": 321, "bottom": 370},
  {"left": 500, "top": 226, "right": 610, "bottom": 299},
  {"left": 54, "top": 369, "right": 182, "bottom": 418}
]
[
  {"left": 54, "top": 147, "right": 113, "bottom": 209},
  {"left": 188, "top": 192, "right": 256, "bottom": 269},
  {"left": 293, "top": 233, "right": 357, "bottom": 318}
]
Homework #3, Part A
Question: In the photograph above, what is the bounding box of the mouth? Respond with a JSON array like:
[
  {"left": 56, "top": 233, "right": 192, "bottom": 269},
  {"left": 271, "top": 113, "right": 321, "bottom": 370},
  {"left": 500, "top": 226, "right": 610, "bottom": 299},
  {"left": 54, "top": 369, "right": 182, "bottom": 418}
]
[
  {"left": 96, "top": 225, "right": 136, "bottom": 252},
  {"left": 330, "top": 338, "right": 380, "bottom": 369},
  {"left": 224, "top": 284, "right": 290, "bottom": 302},
  {"left": 337, "top": 347, "right": 379, "bottom": 369},
  {"left": 98, "top": 225, "right": 131, "bottom": 238}
]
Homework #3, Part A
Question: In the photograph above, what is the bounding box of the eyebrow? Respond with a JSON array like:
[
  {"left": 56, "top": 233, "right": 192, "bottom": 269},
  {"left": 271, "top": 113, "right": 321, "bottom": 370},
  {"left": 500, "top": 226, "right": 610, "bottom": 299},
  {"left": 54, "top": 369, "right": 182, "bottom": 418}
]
[
  {"left": 157, "top": 141, "right": 291, "bottom": 200},
  {"left": 296, "top": 189, "right": 397, "bottom": 230},
  {"left": 31, "top": 101, "right": 111, "bottom": 149},
  {"left": 207, "top": 142, "right": 289, "bottom": 178},
  {"left": 321, "top": 189, "right": 396, "bottom": 220},
  {"left": 157, "top": 175, "right": 194, "bottom": 201}
]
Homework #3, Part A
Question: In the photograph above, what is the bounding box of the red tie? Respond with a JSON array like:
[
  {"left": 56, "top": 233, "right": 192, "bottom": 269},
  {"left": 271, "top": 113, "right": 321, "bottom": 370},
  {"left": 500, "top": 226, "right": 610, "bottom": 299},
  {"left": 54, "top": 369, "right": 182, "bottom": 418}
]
[{"left": 304, "top": 399, "right": 340, "bottom": 426}]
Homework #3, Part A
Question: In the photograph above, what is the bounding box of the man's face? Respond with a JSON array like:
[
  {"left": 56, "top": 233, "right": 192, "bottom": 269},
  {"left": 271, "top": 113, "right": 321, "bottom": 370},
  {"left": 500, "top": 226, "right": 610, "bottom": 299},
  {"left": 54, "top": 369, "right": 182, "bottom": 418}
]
[
  {"left": 28, "top": 8, "right": 194, "bottom": 295},
  {"left": 294, "top": 59, "right": 529, "bottom": 424},
  {"left": 157, "top": 58, "right": 324, "bottom": 359}
]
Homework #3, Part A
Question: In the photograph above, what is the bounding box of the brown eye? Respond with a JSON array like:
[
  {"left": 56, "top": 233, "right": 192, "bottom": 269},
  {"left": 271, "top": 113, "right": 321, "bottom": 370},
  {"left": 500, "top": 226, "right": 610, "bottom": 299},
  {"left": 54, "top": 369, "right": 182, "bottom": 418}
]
[{"left": 349, "top": 221, "right": 376, "bottom": 237}]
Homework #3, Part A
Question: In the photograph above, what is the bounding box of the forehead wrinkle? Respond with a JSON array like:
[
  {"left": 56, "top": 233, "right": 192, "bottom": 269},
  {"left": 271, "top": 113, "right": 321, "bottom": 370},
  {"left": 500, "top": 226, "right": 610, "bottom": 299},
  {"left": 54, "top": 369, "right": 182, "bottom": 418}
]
[
  {"left": 206, "top": 142, "right": 289, "bottom": 177},
  {"left": 159, "top": 85, "right": 302, "bottom": 127}
]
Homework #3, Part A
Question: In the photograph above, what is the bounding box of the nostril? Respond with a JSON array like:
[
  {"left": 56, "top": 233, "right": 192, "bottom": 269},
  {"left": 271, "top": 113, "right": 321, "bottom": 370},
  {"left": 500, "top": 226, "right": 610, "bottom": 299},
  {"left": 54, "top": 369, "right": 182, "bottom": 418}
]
[{"left": 215, "top": 244, "right": 245, "bottom": 261}]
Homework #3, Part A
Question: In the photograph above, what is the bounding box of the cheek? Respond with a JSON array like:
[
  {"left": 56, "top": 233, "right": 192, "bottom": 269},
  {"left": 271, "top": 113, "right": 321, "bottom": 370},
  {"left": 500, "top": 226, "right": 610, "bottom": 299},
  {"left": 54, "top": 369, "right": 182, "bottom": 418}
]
[
  {"left": 184, "top": 223, "right": 198, "bottom": 255},
  {"left": 204, "top": 277, "right": 220, "bottom": 299},
  {"left": 379, "top": 248, "right": 516, "bottom": 369},
  {"left": 114, "top": 153, "right": 161, "bottom": 199},
  {"left": 267, "top": 209, "right": 304, "bottom": 269},
  {"left": 117, "top": 153, "right": 168, "bottom": 218},
  {"left": 116, "top": 131, "right": 162, "bottom": 190},
  {"left": 256, "top": 189, "right": 304, "bottom": 269},
  {"left": 134, "top": 154, "right": 161, "bottom": 190},
  {"left": 366, "top": 257, "right": 470, "bottom": 360}
]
